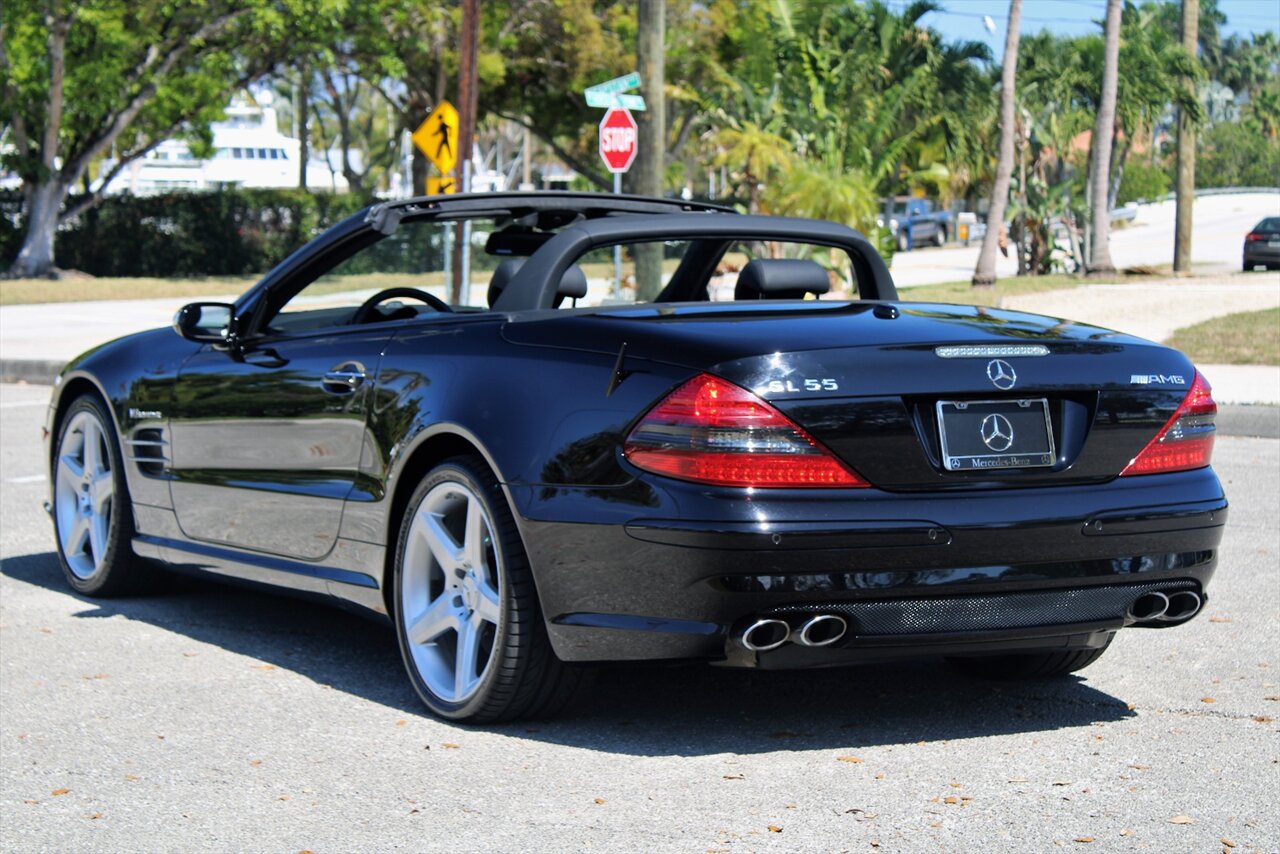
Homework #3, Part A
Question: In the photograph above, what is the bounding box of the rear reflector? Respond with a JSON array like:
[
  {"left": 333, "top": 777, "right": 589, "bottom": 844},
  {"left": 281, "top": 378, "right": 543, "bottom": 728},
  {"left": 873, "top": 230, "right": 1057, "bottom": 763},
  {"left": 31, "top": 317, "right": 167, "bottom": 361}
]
[
  {"left": 624, "top": 374, "right": 868, "bottom": 488},
  {"left": 1120, "top": 371, "right": 1216, "bottom": 476}
]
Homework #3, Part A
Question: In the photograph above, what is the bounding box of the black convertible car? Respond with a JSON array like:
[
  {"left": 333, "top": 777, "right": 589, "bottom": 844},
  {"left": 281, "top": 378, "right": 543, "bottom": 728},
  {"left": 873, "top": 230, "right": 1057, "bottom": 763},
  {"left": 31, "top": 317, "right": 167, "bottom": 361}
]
[{"left": 46, "top": 194, "right": 1226, "bottom": 722}]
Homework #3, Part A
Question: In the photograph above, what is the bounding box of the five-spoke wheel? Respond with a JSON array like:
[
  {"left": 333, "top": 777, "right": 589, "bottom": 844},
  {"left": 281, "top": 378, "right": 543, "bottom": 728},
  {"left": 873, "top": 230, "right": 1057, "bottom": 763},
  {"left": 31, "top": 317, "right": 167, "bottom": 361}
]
[
  {"left": 55, "top": 408, "right": 116, "bottom": 579},
  {"left": 51, "top": 395, "right": 151, "bottom": 595},
  {"left": 392, "top": 456, "right": 587, "bottom": 722},
  {"left": 400, "top": 477, "right": 504, "bottom": 704}
]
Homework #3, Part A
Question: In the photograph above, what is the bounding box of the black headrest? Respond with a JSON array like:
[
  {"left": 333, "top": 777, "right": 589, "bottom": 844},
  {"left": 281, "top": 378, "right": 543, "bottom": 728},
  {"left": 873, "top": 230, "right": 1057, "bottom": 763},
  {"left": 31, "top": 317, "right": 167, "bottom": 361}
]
[
  {"left": 488, "top": 258, "right": 588, "bottom": 308},
  {"left": 488, "top": 258, "right": 526, "bottom": 307},
  {"left": 734, "top": 259, "right": 830, "bottom": 300}
]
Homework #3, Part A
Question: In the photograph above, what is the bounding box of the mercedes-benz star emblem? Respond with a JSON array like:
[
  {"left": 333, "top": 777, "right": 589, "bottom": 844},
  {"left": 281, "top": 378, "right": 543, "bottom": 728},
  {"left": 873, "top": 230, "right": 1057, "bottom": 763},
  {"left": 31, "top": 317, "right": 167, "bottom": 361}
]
[
  {"left": 980, "top": 413, "right": 1015, "bottom": 452},
  {"left": 986, "top": 359, "right": 1017, "bottom": 390}
]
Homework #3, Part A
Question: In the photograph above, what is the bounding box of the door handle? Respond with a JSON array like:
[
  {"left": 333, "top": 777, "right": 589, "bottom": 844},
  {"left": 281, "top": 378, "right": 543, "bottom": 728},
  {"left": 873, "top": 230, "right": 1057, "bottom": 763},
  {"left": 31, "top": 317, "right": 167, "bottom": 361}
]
[{"left": 322, "top": 368, "right": 366, "bottom": 394}]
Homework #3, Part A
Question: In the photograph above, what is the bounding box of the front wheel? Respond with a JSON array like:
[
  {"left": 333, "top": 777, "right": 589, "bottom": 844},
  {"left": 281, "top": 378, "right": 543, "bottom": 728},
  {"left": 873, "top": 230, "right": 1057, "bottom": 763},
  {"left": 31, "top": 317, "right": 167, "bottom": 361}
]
[
  {"left": 52, "top": 395, "right": 156, "bottom": 596},
  {"left": 945, "top": 636, "right": 1113, "bottom": 680},
  {"left": 392, "top": 456, "right": 587, "bottom": 722}
]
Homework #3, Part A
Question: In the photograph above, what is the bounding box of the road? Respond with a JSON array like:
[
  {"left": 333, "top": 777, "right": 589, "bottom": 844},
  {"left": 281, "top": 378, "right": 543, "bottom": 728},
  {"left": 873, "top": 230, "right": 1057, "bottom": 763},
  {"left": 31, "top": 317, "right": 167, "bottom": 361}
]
[
  {"left": 1, "top": 382, "right": 1277, "bottom": 852},
  {"left": 888, "top": 190, "right": 1280, "bottom": 287}
]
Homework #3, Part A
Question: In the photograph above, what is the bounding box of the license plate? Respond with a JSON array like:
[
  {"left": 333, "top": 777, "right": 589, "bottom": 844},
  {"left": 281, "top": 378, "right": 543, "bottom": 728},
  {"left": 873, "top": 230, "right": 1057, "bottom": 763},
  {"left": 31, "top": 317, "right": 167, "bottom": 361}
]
[{"left": 937, "top": 399, "right": 1056, "bottom": 471}]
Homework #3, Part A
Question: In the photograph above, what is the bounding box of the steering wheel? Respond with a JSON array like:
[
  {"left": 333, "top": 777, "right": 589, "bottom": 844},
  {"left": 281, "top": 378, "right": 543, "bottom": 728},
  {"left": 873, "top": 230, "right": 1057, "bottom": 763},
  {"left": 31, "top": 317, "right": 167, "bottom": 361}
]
[{"left": 352, "top": 287, "right": 453, "bottom": 324}]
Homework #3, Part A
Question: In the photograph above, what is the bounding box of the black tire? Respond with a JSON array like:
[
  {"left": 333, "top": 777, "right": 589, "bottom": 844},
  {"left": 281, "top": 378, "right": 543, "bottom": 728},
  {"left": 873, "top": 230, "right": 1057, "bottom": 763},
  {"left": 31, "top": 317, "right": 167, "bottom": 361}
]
[
  {"left": 945, "top": 636, "right": 1113, "bottom": 681},
  {"left": 933, "top": 226, "right": 947, "bottom": 247},
  {"left": 51, "top": 395, "right": 156, "bottom": 596},
  {"left": 391, "top": 455, "right": 588, "bottom": 722},
  {"left": 897, "top": 231, "right": 910, "bottom": 252}
]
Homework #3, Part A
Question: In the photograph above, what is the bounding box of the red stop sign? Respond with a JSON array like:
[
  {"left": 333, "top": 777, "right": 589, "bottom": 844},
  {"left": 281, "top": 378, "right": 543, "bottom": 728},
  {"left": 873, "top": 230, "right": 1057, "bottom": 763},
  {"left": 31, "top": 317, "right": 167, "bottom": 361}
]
[{"left": 599, "top": 107, "right": 638, "bottom": 174}]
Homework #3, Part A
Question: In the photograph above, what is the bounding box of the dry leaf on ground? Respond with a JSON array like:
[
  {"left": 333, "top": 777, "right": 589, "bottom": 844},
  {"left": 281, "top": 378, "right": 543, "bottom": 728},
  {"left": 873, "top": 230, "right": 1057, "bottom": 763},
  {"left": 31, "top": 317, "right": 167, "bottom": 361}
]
[{"left": 1168, "top": 815, "right": 1194, "bottom": 824}]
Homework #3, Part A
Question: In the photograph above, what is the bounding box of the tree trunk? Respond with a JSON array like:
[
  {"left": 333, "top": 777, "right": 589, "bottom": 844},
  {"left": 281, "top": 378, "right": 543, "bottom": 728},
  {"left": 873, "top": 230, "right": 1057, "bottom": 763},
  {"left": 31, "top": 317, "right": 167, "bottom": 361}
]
[
  {"left": 972, "top": 0, "right": 1022, "bottom": 288},
  {"left": 1088, "top": 0, "right": 1122, "bottom": 276},
  {"left": 1107, "top": 135, "right": 1130, "bottom": 213},
  {"left": 8, "top": 180, "right": 68, "bottom": 278},
  {"left": 633, "top": 0, "right": 666, "bottom": 301},
  {"left": 298, "top": 63, "right": 310, "bottom": 190},
  {"left": 1173, "top": 0, "right": 1199, "bottom": 273}
]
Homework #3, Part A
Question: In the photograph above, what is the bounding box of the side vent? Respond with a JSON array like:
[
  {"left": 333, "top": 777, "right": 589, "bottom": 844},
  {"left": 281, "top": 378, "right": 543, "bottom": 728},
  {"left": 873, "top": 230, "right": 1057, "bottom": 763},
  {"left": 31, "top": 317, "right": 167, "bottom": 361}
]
[{"left": 126, "top": 428, "right": 169, "bottom": 477}]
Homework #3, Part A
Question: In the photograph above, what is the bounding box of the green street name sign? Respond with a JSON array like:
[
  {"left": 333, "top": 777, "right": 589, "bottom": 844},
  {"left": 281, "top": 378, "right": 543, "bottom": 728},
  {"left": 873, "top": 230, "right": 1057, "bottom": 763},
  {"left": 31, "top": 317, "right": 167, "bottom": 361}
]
[{"left": 584, "top": 72, "right": 641, "bottom": 97}]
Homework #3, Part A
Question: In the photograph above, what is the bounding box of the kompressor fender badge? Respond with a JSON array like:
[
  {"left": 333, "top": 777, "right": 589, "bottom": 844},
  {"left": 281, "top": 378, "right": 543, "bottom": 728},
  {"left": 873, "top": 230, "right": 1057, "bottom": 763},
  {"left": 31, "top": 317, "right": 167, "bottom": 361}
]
[
  {"left": 128, "top": 408, "right": 163, "bottom": 420},
  {"left": 986, "top": 359, "right": 1017, "bottom": 390}
]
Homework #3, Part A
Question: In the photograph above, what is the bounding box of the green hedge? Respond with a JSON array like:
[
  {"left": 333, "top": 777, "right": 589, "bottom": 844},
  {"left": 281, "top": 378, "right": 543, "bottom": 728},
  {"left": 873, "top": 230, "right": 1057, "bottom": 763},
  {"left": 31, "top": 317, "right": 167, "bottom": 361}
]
[{"left": 1, "top": 189, "right": 372, "bottom": 277}]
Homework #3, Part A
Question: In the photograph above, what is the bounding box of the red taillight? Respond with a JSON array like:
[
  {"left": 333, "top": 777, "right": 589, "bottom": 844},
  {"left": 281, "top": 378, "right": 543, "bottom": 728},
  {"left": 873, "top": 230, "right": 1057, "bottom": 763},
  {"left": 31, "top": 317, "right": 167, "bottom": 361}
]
[
  {"left": 1245, "top": 232, "right": 1265, "bottom": 242},
  {"left": 624, "top": 374, "right": 868, "bottom": 488},
  {"left": 1120, "top": 371, "right": 1216, "bottom": 477}
]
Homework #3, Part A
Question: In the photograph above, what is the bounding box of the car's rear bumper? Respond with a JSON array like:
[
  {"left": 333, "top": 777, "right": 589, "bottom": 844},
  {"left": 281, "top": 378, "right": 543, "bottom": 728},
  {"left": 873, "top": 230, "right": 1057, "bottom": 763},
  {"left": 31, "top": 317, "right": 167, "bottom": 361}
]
[
  {"left": 1244, "top": 243, "right": 1280, "bottom": 264},
  {"left": 510, "top": 467, "right": 1226, "bottom": 665}
]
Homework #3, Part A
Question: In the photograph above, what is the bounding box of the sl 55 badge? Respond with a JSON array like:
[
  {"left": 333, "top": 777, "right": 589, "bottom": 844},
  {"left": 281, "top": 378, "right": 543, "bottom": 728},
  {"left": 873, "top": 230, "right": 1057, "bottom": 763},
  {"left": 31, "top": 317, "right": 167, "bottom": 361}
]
[{"left": 759, "top": 378, "right": 840, "bottom": 394}]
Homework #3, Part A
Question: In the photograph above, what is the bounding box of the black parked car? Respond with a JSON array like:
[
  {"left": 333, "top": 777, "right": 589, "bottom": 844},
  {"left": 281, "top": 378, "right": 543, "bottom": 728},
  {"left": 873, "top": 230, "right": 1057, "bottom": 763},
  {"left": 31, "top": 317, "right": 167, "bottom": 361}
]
[
  {"left": 1243, "top": 216, "right": 1280, "bottom": 271},
  {"left": 46, "top": 194, "right": 1226, "bottom": 722}
]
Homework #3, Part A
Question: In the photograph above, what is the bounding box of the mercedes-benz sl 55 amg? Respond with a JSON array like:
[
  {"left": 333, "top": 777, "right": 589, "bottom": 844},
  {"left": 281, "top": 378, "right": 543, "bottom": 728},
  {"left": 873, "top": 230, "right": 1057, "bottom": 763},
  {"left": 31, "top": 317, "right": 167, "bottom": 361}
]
[{"left": 45, "top": 194, "right": 1226, "bottom": 721}]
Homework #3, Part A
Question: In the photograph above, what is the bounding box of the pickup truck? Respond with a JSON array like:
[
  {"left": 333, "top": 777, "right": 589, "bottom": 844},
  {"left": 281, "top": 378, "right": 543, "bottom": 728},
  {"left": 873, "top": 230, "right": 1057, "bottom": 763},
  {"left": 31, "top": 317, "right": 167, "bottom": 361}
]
[{"left": 878, "top": 197, "right": 952, "bottom": 251}]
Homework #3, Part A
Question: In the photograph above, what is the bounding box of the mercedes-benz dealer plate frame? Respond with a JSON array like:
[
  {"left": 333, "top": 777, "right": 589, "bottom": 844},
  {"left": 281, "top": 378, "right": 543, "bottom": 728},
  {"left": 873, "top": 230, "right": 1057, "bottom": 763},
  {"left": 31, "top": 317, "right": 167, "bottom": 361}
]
[{"left": 936, "top": 398, "right": 1056, "bottom": 471}]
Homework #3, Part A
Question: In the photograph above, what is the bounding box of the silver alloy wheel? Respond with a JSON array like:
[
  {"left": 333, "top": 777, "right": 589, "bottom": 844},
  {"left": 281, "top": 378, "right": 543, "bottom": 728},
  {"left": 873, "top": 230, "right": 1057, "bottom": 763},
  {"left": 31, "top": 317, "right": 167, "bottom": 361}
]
[
  {"left": 400, "top": 479, "right": 503, "bottom": 704},
  {"left": 54, "top": 409, "right": 115, "bottom": 580}
]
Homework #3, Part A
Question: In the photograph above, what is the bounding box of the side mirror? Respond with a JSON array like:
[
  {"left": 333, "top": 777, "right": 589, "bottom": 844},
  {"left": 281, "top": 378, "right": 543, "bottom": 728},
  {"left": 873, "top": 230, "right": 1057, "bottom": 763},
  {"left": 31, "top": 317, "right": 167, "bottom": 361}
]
[{"left": 173, "top": 302, "right": 234, "bottom": 343}]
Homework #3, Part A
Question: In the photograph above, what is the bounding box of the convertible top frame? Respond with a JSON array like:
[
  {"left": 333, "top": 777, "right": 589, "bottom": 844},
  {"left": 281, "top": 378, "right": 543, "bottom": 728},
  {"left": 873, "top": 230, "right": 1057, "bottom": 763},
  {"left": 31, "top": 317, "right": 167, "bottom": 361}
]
[{"left": 493, "top": 214, "right": 897, "bottom": 310}]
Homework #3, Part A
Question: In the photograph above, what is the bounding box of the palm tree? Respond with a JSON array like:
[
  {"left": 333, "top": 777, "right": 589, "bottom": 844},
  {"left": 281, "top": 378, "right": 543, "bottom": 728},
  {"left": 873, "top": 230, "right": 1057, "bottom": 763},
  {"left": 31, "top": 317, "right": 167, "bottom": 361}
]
[
  {"left": 1088, "top": 0, "right": 1123, "bottom": 277},
  {"left": 973, "top": 0, "right": 1022, "bottom": 287},
  {"left": 713, "top": 122, "right": 795, "bottom": 213}
]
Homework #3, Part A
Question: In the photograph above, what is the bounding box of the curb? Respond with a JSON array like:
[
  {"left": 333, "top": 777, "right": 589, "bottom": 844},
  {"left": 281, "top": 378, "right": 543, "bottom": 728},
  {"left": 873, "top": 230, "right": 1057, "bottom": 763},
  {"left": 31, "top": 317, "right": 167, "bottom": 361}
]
[
  {"left": 1, "top": 359, "right": 64, "bottom": 386},
  {"left": 3, "top": 359, "right": 1276, "bottom": 439}
]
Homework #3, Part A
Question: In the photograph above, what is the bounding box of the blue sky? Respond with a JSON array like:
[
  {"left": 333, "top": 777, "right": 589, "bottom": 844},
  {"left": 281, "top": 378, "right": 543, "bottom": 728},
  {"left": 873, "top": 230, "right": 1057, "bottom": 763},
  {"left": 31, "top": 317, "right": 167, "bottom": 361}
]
[{"left": 886, "top": 0, "right": 1280, "bottom": 48}]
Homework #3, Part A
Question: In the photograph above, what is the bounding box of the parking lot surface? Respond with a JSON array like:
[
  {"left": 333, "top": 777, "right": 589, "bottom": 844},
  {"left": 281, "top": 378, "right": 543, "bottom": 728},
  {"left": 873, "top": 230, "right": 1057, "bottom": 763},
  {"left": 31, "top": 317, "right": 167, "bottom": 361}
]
[{"left": 1, "top": 382, "right": 1277, "bottom": 852}]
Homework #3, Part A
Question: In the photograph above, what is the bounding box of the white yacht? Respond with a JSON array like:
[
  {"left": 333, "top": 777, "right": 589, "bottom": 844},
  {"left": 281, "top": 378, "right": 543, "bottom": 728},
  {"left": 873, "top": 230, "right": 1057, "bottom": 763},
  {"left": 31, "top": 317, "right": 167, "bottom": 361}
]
[{"left": 102, "top": 93, "right": 348, "bottom": 194}]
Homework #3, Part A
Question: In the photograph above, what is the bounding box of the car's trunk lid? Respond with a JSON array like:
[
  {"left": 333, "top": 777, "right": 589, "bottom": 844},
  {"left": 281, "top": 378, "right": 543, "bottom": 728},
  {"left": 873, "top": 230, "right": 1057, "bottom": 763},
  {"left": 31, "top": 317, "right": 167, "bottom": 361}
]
[{"left": 503, "top": 301, "right": 1199, "bottom": 490}]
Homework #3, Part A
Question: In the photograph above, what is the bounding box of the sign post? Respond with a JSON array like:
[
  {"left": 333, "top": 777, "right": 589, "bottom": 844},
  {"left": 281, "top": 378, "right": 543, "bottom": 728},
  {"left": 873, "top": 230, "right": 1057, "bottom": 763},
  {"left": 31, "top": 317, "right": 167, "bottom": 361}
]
[
  {"left": 587, "top": 75, "right": 645, "bottom": 299},
  {"left": 599, "top": 107, "right": 639, "bottom": 297}
]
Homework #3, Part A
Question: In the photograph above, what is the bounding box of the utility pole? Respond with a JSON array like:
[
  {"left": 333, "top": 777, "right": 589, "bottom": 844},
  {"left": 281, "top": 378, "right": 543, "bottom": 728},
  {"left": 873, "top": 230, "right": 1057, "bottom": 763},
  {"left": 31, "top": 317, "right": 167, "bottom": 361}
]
[
  {"left": 452, "top": 0, "right": 480, "bottom": 304},
  {"left": 1173, "top": 0, "right": 1199, "bottom": 274},
  {"left": 633, "top": 0, "right": 666, "bottom": 301}
]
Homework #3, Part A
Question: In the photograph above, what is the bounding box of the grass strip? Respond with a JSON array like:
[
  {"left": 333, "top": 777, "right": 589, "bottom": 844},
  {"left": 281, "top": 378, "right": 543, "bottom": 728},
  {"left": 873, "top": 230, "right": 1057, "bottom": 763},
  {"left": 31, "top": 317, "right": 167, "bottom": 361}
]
[{"left": 1166, "top": 307, "right": 1280, "bottom": 366}]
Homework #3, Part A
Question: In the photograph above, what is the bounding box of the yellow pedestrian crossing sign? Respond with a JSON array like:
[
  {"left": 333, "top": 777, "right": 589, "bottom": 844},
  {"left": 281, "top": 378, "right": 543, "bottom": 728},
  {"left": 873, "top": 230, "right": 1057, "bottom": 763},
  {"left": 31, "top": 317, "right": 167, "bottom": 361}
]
[
  {"left": 426, "top": 176, "right": 457, "bottom": 196},
  {"left": 412, "top": 100, "right": 459, "bottom": 175}
]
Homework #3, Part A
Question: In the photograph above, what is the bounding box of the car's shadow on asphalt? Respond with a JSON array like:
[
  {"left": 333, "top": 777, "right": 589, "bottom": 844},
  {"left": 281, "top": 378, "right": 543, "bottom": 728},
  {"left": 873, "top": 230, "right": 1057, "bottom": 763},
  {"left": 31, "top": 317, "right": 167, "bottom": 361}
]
[{"left": 4, "top": 551, "right": 1136, "bottom": 756}]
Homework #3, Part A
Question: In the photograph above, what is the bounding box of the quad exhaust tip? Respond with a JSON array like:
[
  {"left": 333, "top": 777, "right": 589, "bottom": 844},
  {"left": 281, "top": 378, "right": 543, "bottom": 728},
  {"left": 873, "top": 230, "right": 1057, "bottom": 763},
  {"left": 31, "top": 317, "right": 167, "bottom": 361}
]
[
  {"left": 736, "top": 614, "right": 849, "bottom": 651},
  {"left": 1127, "top": 590, "right": 1202, "bottom": 625},
  {"left": 738, "top": 618, "right": 791, "bottom": 652},
  {"left": 1163, "top": 591, "right": 1202, "bottom": 622},
  {"left": 1128, "top": 591, "right": 1170, "bottom": 622},
  {"left": 795, "top": 614, "right": 848, "bottom": 647}
]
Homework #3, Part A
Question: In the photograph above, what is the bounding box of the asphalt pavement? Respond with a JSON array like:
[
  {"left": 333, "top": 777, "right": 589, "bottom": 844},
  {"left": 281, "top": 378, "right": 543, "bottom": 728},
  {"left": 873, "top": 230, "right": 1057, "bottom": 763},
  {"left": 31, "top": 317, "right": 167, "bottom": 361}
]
[{"left": 1, "top": 381, "right": 1277, "bottom": 852}]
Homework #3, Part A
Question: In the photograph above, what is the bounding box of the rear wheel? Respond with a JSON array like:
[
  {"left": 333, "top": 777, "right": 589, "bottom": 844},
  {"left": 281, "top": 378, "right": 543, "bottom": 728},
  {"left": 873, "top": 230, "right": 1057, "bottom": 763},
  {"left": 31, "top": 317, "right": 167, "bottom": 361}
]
[
  {"left": 945, "top": 636, "right": 1113, "bottom": 680},
  {"left": 392, "top": 456, "right": 587, "bottom": 722},
  {"left": 52, "top": 395, "right": 155, "bottom": 596},
  {"left": 933, "top": 226, "right": 947, "bottom": 247}
]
